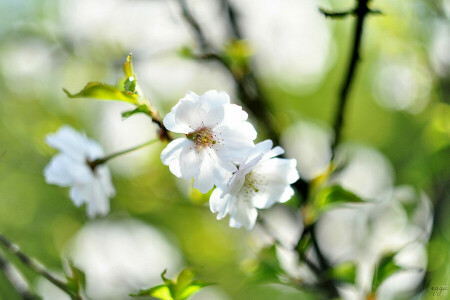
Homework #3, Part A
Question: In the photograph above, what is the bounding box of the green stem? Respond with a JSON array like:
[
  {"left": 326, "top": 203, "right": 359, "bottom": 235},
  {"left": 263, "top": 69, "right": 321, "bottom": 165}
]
[
  {"left": 89, "top": 138, "right": 159, "bottom": 169},
  {"left": 0, "top": 234, "right": 80, "bottom": 300}
]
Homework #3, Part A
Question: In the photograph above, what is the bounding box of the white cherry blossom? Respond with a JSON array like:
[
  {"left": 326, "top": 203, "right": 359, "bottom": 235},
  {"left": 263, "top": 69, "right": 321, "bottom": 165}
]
[
  {"left": 161, "top": 90, "right": 257, "bottom": 193},
  {"left": 44, "top": 126, "right": 115, "bottom": 218},
  {"left": 210, "top": 140, "right": 300, "bottom": 230}
]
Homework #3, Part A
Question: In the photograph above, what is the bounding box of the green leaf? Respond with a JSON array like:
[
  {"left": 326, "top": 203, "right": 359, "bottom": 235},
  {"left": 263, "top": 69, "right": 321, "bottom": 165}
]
[
  {"left": 131, "top": 284, "right": 172, "bottom": 300},
  {"left": 247, "top": 245, "right": 283, "bottom": 283},
  {"left": 121, "top": 104, "right": 150, "bottom": 119},
  {"left": 131, "top": 269, "right": 211, "bottom": 300},
  {"left": 371, "top": 252, "right": 403, "bottom": 291},
  {"left": 224, "top": 40, "right": 253, "bottom": 61},
  {"left": 327, "top": 261, "right": 357, "bottom": 284},
  {"left": 124, "top": 76, "right": 137, "bottom": 93},
  {"left": 123, "top": 54, "right": 134, "bottom": 78},
  {"left": 177, "top": 46, "right": 193, "bottom": 59},
  {"left": 65, "top": 259, "right": 86, "bottom": 294},
  {"left": 314, "top": 185, "right": 364, "bottom": 211},
  {"left": 63, "top": 82, "right": 139, "bottom": 105},
  {"left": 179, "top": 281, "right": 211, "bottom": 300}
]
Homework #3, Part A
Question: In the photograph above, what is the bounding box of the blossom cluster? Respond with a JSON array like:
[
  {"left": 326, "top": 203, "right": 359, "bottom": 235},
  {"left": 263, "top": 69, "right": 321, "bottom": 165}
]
[
  {"left": 160, "top": 90, "right": 299, "bottom": 229},
  {"left": 44, "top": 90, "right": 299, "bottom": 229}
]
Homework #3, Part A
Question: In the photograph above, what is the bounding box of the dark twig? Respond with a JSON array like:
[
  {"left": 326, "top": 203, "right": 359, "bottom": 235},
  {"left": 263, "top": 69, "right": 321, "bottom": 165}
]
[
  {"left": 0, "top": 234, "right": 81, "bottom": 300},
  {"left": 330, "top": 0, "right": 374, "bottom": 154},
  {"left": 0, "top": 251, "right": 40, "bottom": 300},
  {"left": 320, "top": 7, "right": 355, "bottom": 18}
]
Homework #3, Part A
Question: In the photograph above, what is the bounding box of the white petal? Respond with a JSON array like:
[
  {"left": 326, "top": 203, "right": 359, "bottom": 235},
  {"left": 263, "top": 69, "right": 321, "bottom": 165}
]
[
  {"left": 179, "top": 146, "right": 202, "bottom": 179},
  {"left": 163, "top": 110, "right": 191, "bottom": 134},
  {"left": 263, "top": 146, "right": 285, "bottom": 160},
  {"left": 256, "top": 158, "right": 300, "bottom": 184},
  {"left": 85, "top": 180, "right": 110, "bottom": 219},
  {"left": 175, "top": 100, "right": 206, "bottom": 131},
  {"left": 229, "top": 198, "right": 258, "bottom": 230},
  {"left": 222, "top": 104, "right": 248, "bottom": 125},
  {"left": 206, "top": 149, "right": 236, "bottom": 186},
  {"left": 252, "top": 184, "right": 295, "bottom": 209},
  {"left": 44, "top": 154, "right": 75, "bottom": 186},
  {"left": 228, "top": 169, "right": 246, "bottom": 196},
  {"left": 96, "top": 165, "right": 116, "bottom": 197},
  {"left": 44, "top": 154, "right": 93, "bottom": 186},
  {"left": 209, "top": 188, "right": 233, "bottom": 219},
  {"left": 85, "top": 140, "right": 105, "bottom": 161},
  {"left": 46, "top": 126, "right": 89, "bottom": 161},
  {"left": 216, "top": 125, "right": 256, "bottom": 160},
  {"left": 203, "top": 105, "right": 225, "bottom": 129},
  {"left": 69, "top": 186, "right": 85, "bottom": 207},
  {"left": 254, "top": 140, "right": 273, "bottom": 153},
  {"left": 193, "top": 152, "right": 216, "bottom": 193},
  {"left": 160, "top": 138, "right": 190, "bottom": 177},
  {"left": 200, "top": 90, "right": 230, "bottom": 111}
]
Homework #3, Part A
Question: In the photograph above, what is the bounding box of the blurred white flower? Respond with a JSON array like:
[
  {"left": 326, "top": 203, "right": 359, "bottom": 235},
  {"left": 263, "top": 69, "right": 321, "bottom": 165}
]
[
  {"left": 210, "top": 140, "right": 299, "bottom": 230},
  {"left": 161, "top": 90, "right": 256, "bottom": 193},
  {"left": 44, "top": 126, "right": 115, "bottom": 218},
  {"left": 68, "top": 219, "right": 182, "bottom": 300}
]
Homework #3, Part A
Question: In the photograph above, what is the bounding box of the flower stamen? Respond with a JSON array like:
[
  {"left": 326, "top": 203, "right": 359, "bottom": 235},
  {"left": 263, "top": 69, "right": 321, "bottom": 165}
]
[{"left": 186, "top": 127, "right": 217, "bottom": 149}]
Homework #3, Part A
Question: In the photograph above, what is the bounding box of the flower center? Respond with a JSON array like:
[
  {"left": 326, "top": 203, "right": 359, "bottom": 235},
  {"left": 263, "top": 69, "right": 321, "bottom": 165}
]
[
  {"left": 186, "top": 126, "right": 217, "bottom": 150},
  {"left": 242, "top": 171, "right": 263, "bottom": 195}
]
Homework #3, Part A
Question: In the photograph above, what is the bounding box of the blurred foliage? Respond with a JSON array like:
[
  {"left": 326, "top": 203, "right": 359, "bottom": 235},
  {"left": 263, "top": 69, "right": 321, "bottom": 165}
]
[
  {"left": 131, "top": 269, "right": 211, "bottom": 300},
  {"left": 0, "top": 0, "right": 449, "bottom": 299}
]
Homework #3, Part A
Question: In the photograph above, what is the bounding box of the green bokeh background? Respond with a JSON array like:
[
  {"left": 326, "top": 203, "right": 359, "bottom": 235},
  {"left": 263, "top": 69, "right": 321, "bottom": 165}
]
[{"left": 0, "top": 0, "right": 449, "bottom": 299}]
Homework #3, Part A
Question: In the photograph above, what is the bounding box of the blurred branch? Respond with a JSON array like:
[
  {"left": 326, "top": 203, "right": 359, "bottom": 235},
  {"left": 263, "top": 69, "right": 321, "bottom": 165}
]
[
  {"left": 0, "top": 234, "right": 81, "bottom": 300},
  {"left": 0, "top": 250, "right": 40, "bottom": 300},
  {"left": 178, "top": 0, "right": 211, "bottom": 53},
  {"left": 330, "top": 0, "right": 379, "bottom": 154},
  {"left": 178, "top": 0, "right": 280, "bottom": 146}
]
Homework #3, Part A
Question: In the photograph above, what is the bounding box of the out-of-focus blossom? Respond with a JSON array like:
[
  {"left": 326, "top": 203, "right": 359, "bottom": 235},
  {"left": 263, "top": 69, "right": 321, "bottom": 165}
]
[
  {"left": 281, "top": 120, "right": 333, "bottom": 180},
  {"left": 44, "top": 126, "right": 115, "bottom": 218},
  {"left": 331, "top": 144, "right": 394, "bottom": 200},
  {"left": 161, "top": 90, "right": 256, "bottom": 193},
  {"left": 372, "top": 58, "right": 432, "bottom": 114},
  {"left": 210, "top": 140, "right": 299, "bottom": 230},
  {"left": 68, "top": 219, "right": 182, "bottom": 300}
]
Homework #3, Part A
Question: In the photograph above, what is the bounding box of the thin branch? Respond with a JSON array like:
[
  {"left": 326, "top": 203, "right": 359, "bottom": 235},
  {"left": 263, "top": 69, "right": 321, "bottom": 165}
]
[
  {"left": 0, "top": 234, "right": 81, "bottom": 300},
  {"left": 89, "top": 138, "right": 159, "bottom": 170},
  {"left": 320, "top": 8, "right": 355, "bottom": 18},
  {"left": 331, "top": 0, "right": 372, "bottom": 154},
  {"left": 0, "top": 251, "right": 40, "bottom": 300}
]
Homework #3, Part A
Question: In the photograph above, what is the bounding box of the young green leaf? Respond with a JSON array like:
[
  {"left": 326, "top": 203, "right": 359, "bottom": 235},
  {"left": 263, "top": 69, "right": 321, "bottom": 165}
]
[
  {"left": 131, "top": 285, "right": 172, "bottom": 299},
  {"left": 65, "top": 259, "right": 86, "bottom": 295},
  {"left": 247, "top": 245, "right": 284, "bottom": 283},
  {"left": 130, "top": 268, "right": 211, "bottom": 300},
  {"left": 371, "top": 252, "right": 403, "bottom": 292},
  {"left": 123, "top": 54, "right": 135, "bottom": 78},
  {"left": 314, "top": 185, "right": 364, "bottom": 211},
  {"left": 327, "top": 261, "right": 357, "bottom": 284},
  {"left": 121, "top": 104, "right": 150, "bottom": 119},
  {"left": 63, "top": 82, "right": 140, "bottom": 105}
]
